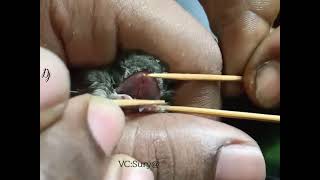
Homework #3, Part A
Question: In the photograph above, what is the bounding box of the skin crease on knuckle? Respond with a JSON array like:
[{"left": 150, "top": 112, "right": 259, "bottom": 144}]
[{"left": 114, "top": 113, "right": 257, "bottom": 180}]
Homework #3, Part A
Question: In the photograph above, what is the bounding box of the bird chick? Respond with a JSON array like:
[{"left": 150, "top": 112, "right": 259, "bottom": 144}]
[{"left": 70, "top": 51, "right": 174, "bottom": 103}]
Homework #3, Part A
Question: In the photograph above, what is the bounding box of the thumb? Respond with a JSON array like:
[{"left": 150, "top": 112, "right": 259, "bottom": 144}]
[
  {"left": 41, "top": 95, "right": 126, "bottom": 179},
  {"left": 40, "top": 47, "right": 70, "bottom": 130},
  {"left": 244, "top": 27, "right": 280, "bottom": 108}
]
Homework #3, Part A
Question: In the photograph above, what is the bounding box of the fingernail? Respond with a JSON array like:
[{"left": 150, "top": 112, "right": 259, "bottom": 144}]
[
  {"left": 255, "top": 61, "right": 280, "bottom": 108},
  {"left": 88, "top": 96, "right": 125, "bottom": 155},
  {"left": 214, "top": 144, "right": 266, "bottom": 180}
]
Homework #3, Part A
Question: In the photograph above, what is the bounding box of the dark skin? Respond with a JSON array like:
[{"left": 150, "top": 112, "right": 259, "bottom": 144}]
[
  {"left": 200, "top": 0, "right": 280, "bottom": 108},
  {"left": 41, "top": 0, "right": 279, "bottom": 179}
]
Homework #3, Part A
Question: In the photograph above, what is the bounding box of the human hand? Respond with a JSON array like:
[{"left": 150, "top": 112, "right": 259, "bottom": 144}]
[
  {"left": 41, "top": 0, "right": 266, "bottom": 179},
  {"left": 41, "top": 48, "right": 154, "bottom": 180},
  {"left": 115, "top": 113, "right": 265, "bottom": 180},
  {"left": 200, "top": 0, "right": 280, "bottom": 108}
]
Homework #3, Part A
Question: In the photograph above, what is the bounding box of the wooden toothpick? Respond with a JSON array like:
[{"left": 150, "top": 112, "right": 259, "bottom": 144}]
[
  {"left": 112, "top": 99, "right": 166, "bottom": 107},
  {"left": 147, "top": 73, "right": 242, "bottom": 81},
  {"left": 157, "top": 105, "right": 280, "bottom": 123}
]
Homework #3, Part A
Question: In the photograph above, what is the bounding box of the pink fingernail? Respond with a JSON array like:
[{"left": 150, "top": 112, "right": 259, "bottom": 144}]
[
  {"left": 87, "top": 96, "right": 125, "bottom": 154},
  {"left": 215, "top": 144, "right": 266, "bottom": 180}
]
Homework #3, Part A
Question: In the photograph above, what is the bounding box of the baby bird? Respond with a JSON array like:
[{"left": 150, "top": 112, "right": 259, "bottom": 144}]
[{"left": 71, "top": 51, "right": 174, "bottom": 103}]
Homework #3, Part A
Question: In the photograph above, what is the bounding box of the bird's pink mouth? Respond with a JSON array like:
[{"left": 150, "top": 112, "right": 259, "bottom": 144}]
[{"left": 116, "top": 71, "right": 161, "bottom": 100}]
